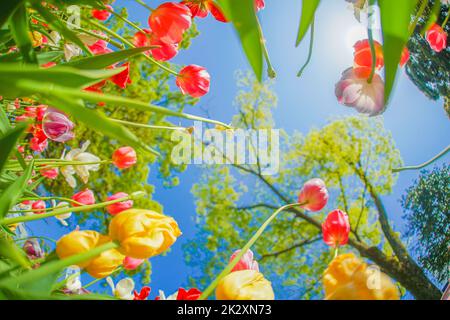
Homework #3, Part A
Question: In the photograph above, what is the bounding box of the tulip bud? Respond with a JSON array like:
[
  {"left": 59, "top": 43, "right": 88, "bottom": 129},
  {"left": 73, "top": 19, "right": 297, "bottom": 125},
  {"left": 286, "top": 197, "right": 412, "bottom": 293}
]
[
  {"left": 216, "top": 270, "right": 275, "bottom": 300},
  {"left": 322, "top": 209, "right": 351, "bottom": 247},
  {"left": 298, "top": 178, "right": 329, "bottom": 212},
  {"left": 426, "top": 23, "right": 447, "bottom": 53},
  {"left": 323, "top": 253, "right": 400, "bottom": 300},
  {"left": 109, "top": 209, "right": 181, "bottom": 259},
  {"left": 229, "top": 249, "right": 259, "bottom": 273},
  {"left": 112, "top": 146, "right": 137, "bottom": 169},
  {"left": 56, "top": 230, "right": 124, "bottom": 278},
  {"left": 106, "top": 192, "right": 133, "bottom": 215},
  {"left": 72, "top": 189, "right": 96, "bottom": 207},
  {"left": 32, "top": 200, "right": 46, "bottom": 214},
  {"left": 176, "top": 65, "right": 211, "bottom": 98},
  {"left": 148, "top": 2, "right": 192, "bottom": 44},
  {"left": 123, "top": 256, "right": 145, "bottom": 270},
  {"left": 23, "top": 239, "right": 44, "bottom": 260},
  {"left": 42, "top": 110, "right": 75, "bottom": 143}
]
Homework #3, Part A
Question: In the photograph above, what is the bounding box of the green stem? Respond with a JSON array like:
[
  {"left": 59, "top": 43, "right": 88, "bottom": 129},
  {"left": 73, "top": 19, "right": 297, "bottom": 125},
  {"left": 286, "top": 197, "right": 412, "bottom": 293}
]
[
  {"left": 0, "top": 191, "right": 145, "bottom": 226},
  {"left": 442, "top": 7, "right": 450, "bottom": 28},
  {"left": 0, "top": 242, "right": 119, "bottom": 287},
  {"left": 256, "top": 18, "right": 276, "bottom": 79},
  {"left": 367, "top": 0, "right": 377, "bottom": 84},
  {"left": 297, "top": 18, "right": 315, "bottom": 77},
  {"left": 111, "top": 118, "right": 186, "bottom": 131},
  {"left": 134, "top": 0, "right": 154, "bottom": 12},
  {"left": 198, "top": 202, "right": 303, "bottom": 300},
  {"left": 19, "top": 196, "right": 84, "bottom": 206},
  {"left": 14, "top": 235, "right": 57, "bottom": 243},
  {"left": 409, "top": 0, "right": 429, "bottom": 37},
  {"left": 333, "top": 246, "right": 339, "bottom": 259},
  {"left": 392, "top": 144, "right": 450, "bottom": 173}
]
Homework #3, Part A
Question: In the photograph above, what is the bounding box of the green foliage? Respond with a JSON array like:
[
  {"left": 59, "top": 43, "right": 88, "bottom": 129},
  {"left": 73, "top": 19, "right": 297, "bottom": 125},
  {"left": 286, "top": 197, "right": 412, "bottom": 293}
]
[
  {"left": 185, "top": 72, "right": 403, "bottom": 299},
  {"left": 401, "top": 165, "right": 450, "bottom": 284},
  {"left": 295, "top": 0, "right": 320, "bottom": 46}
]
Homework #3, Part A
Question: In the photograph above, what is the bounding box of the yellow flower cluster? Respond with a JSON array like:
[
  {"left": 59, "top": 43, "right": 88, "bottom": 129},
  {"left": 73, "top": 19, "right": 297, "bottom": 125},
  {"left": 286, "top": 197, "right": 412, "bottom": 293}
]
[
  {"left": 56, "top": 209, "right": 181, "bottom": 278},
  {"left": 216, "top": 270, "right": 275, "bottom": 300},
  {"left": 323, "top": 253, "right": 400, "bottom": 300}
]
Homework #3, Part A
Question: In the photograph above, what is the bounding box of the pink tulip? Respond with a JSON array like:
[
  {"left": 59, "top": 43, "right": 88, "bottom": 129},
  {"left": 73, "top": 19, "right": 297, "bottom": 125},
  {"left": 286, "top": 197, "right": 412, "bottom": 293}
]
[
  {"left": 335, "top": 67, "right": 385, "bottom": 116},
  {"left": 123, "top": 256, "right": 145, "bottom": 270},
  {"left": 42, "top": 109, "right": 75, "bottom": 142},
  {"left": 106, "top": 192, "right": 133, "bottom": 215},
  {"left": 426, "top": 23, "right": 447, "bottom": 53},
  {"left": 298, "top": 178, "right": 329, "bottom": 212},
  {"left": 72, "top": 189, "right": 95, "bottom": 207},
  {"left": 322, "top": 209, "right": 351, "bottom": 247},
  {"left": 229, "top": 249, "right": 259, "bottom": 273},
  {"left": 40, "top": 168, "right": 59, "bottom": 180}
]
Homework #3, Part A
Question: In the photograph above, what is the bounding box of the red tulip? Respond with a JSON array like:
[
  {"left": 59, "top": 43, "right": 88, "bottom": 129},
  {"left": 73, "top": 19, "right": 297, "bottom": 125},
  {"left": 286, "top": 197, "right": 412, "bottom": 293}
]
[
  {"left": 322, "top": 209, "right": 350, "bottom": 247},
  {"left": 399, "top": 47, "right": 410, "bottom": 67},
  {"left": 106, "top": 192, "right": 133, "bottom": 215},
  {"left": 72, "top": 189, "right": 96, "bottom": 207},
  {"left": 40, "top": 168, "right": 59, "bottom": 180},
  {"left": 134, "top": 287, "right": 151, "bottom": 300},
  {"left": 176, "top": 288, "right": 202, "bottom": 300},
  {"left": 229, "top": 249, "right": 259, "bottom": 273},
  {"left": 255, "top": 0, "right": 265, "bottom": 11},
  {"left": 112, "top": 146, "right": 137, "bottom": 169},
  {"left": 123, "top": 256, "right": 145, "bottom": 270},
  {"left": 111, "top": 63, "right": 131, "bottom": 89},
  {"left": 89, "top": 39, "right": 112, "bottom": 55},
  {"left": 181, "top": 0, "right": 209, "bottom": 18},
  {"left": 176, "top": 65, "right": 210, "bottom": 98},
  {"left": 148, "top": 2, "right": 192, "bottom": 44},
  {"left": 207, "top": 1, "right": 227, "bottom": 22},
  {"left": 298, "top": 178, "right": 329, "bottom": 212},
  {"left": 353, "top": 39, "right": 384, "bottom": 79},
  {"left": 426, "top": 23, "right": 447, "bottom": 53},
  {"left": 133, "top": 29, "right": 178, "bottom": 61},
  {"left": 92, "top": 5, "right": 113, "bottom": 21},
  {"left": 32, "top": 200, "right": 46, "bottom": 214}
]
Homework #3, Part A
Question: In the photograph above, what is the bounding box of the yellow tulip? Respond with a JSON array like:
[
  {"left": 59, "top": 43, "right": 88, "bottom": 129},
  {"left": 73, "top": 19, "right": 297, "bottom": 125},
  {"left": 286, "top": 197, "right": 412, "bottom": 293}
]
[
  {"left": 323, "top": 253, "right": 400, "bottom": 300},
  {"left": 29, "top": 31, "right": 43, "bottom": 47},
  {"left": 216, "top": 270, "right": 275, "bottom": 300},
  {"left": 56, "top": 230, "right": 124, "bottom": 278},
  {"left": 108, "top": 209, "right": 182, "bottom": 259},
  {"left": 85, "top": 247, "right": 124, "bottom": 278}
]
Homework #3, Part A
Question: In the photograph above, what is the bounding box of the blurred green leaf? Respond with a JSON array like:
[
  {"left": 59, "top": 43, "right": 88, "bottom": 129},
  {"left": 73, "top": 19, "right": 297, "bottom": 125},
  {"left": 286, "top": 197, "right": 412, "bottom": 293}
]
[
  {"left": 9, "top": 5, "right": 37, "bottom": 63},
  {"left": 64, "top": 46, "right": 157, "bottom": 69},
  {"left": 0, "top": 63, "right": 123, "bottom": 97},
  {"left": 31, "top": 2, "right": 92, "bottom": 56},
  {"left": 0, "top": 159, "right": 34, "bottom": 219},
  {"left": 46, "top": 92, "right": 160, "bottom": 156},
  {"left": 0, "top": 238, "right": 30, "bottom": 269},
  {"left": 296, "top": 0, "right": 320, "bottom": 47},
  {"left": 423, "top": 0, "right": 441, "bottom": 35},
  {"left": 0, "top": 0, "right": 24, "bottom": 29},
  {"left": 0, "top": 50, "right": 63, "bottom": 64},
  {"left": 379, "top": 0, "right": 418, "bottom": 105},
  {"left": 0, "top": 124, "right": 27, "bottom": 174},
  {"left": 217, "top": 0, "right": 263, "bottom": 81}
]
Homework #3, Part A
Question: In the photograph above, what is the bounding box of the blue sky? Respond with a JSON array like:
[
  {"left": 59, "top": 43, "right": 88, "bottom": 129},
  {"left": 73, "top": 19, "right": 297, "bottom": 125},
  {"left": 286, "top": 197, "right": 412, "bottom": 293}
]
[{"left": 30, "top": 0, "right": 449, "bottom": 299}]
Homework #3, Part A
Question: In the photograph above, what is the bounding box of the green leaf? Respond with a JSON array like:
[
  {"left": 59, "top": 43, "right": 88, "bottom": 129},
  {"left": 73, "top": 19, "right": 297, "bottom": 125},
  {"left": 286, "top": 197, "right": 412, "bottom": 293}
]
[
  {"left": 0, "top": 124, "right": 27, "bottom": 174},
  {"left": 0, "top": 0, "right": 24, "bottom": 29},
  {"left": 0, "top": 160, "right": 34, "bottom": 219},
  {"left": 0, "top": 50, "right": 63, "bottom": 64},
  {"left": 31, "top": 3, "right": 92, "bottom": 56},
  {"left": 64, "top": 46, "right": 157, "bottom": 69},
  {"left": 8, "top": 5, "right": 37, "bottom": 63},
  {"left": 217, "top": 0, "right": 263, "bottom": 81},
  {"left": 296, "top": 0, "right": 320, "bottom": 47},
  {"left": 379, "top": 0, "right": 418, "bottom": 105},
  {"left": 46, "top": 91, "right": 160, "bottom": 156},
  {"left": 0, "top": 238, "right": 30, "bottom": 269},
  {"left": 0, "top": 63, "right": 123, "bottom": 98},
  {"left": 0, "top": 106, "right": 11, "bottom": 134}
]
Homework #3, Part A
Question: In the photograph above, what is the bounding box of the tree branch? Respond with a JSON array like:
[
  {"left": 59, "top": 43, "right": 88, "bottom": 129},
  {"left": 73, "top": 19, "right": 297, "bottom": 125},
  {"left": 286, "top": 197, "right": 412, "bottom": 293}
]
[{"left": 260, "top": 236, "right": 321, "bottom": 260}]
